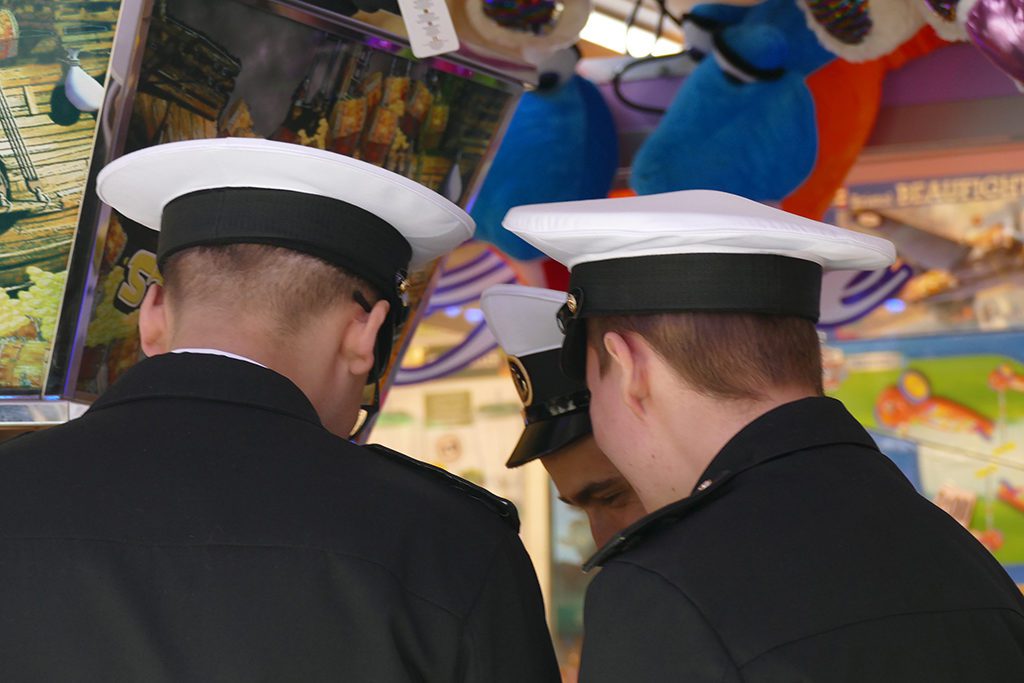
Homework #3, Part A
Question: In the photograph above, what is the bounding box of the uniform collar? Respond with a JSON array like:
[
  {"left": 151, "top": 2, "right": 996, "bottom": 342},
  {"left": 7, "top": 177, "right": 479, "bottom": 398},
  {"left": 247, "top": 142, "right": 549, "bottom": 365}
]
[
  {"left": 89, "top": 352, "right": 323, "bottom": 427},
  {"left": 171, "top": 347, "right": 267, "bottom": 368},
  {"left": 584, "top": 397, "right": 876, "bottom": 571},
  {"left": 694, "top": 396, "right": 877, "bottom": 489}
]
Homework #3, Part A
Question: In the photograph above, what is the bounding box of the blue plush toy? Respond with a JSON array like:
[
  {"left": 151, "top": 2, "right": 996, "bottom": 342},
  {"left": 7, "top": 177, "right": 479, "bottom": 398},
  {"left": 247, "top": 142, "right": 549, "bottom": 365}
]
[
  {"left": 631, "top": 0, "right": 835, "bottom": 207},
  {"left": 631, "top": 0, "right": 943, "bottom": 220},
  {"left": 470, "top": 49, "right": 618, "bottom": 260}
]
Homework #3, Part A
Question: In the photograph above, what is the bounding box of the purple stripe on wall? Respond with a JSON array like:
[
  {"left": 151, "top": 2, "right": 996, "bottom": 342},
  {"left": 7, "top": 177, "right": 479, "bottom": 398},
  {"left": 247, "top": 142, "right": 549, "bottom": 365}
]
[
  {"left": 880, "top": 43, "right": 1019, "bottom": 106},
  {"left": 595, "top": 43, "right": 1017, "bottom": 136}
]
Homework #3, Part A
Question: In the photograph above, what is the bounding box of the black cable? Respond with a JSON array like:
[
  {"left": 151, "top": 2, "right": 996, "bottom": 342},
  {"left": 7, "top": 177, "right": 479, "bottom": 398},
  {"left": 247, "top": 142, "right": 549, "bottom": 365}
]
[
  {"left": 611, "top": 50, "right": 693, "bottom": 115},
  {"left": 624, "top": 0, "right": 645, "bottom": 42},
  {"left": 654, "top": 0, "right": 667, "bottom": 44},
  {"left": 627, "top": 0, "right": 685, "bottom": 49},
  {"left": 611, "top": 0, "right": 690, "bottom": 114}
]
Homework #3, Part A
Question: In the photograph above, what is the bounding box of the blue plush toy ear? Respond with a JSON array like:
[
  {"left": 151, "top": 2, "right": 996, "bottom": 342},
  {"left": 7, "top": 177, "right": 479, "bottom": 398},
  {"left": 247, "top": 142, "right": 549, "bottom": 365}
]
[
  {"left": 713, "top": 23, "right": 788, "bottom": 81},
  {"left": 684, "top": 3, "right": 755, "bottom": 59},
  {"left": 471, "top": 73, "right": 618, "bottom": 260}
]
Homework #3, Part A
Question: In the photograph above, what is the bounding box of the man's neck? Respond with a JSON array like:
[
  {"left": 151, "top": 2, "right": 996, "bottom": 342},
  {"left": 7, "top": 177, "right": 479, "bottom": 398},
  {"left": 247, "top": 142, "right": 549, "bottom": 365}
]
[
  {"left": 638, "top": 387, "right": 816, "bottom": 511},
  {"left": 169, "top": 329, "right": 324, "bottom": 401},
  {"left": 166, "top": 325, "right": 363, "bottom": 438},
  {"left": 170, "top": 326, "right": 275, "bottom": 363}
]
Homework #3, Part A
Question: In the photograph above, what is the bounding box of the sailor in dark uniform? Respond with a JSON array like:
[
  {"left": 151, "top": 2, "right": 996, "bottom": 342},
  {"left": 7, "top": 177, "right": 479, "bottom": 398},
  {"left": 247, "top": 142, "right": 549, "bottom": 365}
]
[
  {"left": 505, "top": 189, "right": 1024, "bottom": 682},
  {"left": 481, "top": 284, "right": 644, "bottom": 547},
  {"left": 0, "top": 138, "right": 559, "bottom": 682}
]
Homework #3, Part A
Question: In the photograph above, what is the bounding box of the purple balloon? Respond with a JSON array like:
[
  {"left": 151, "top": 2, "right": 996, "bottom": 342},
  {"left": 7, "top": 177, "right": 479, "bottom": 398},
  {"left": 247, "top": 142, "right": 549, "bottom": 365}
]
[{"left": 966, "top": 0, "right": 1024, "bottom": 83}]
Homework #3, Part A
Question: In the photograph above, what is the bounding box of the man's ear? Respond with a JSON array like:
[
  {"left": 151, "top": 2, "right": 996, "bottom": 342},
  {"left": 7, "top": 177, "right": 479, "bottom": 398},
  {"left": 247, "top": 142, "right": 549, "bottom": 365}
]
[
  {"left": 603, "top": 331, "right": 650, "bottom": 420},
  {"left": 341, "top": 298, "right": 390, "bottom": 377},
  {"left": 139, "top": 284, "right": 171, "bottom": 357}
]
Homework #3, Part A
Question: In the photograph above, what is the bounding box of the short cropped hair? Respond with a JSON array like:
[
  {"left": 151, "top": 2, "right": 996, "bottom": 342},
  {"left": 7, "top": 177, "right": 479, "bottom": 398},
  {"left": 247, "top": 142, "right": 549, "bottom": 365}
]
[
  {"left": 161, "top": 244, "right": 372, "bottom": 336},
  {"left": 588, "top": 312, "right": 824, "bottom": 400}
]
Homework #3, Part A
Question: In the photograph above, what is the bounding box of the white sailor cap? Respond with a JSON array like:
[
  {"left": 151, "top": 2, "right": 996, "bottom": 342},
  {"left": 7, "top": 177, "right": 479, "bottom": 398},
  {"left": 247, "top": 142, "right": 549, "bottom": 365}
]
[
  {"left": 97, "top": 137, "right": 474, "bottom": 382},
  {"left": 502, "top": 189, "right": 895, "bottom": 379},
  {"left": 481, "top": 285, "right": 591, "bottom": 468},
  {"left": 97, "top": 137, "right": 474, "bottom": 279}
]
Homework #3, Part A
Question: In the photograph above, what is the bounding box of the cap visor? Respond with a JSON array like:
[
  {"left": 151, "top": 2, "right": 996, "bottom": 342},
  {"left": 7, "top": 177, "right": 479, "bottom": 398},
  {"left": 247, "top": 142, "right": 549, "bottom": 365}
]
[{"left": 506, "top": 410, "right": 592, "bottom": 468}]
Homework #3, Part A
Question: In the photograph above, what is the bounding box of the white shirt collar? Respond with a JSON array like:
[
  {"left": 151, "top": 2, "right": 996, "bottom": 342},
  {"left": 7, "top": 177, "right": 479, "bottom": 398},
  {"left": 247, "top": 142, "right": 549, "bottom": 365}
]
[{"left": 171, "top": 348, "right": 267, "bottom": 369}]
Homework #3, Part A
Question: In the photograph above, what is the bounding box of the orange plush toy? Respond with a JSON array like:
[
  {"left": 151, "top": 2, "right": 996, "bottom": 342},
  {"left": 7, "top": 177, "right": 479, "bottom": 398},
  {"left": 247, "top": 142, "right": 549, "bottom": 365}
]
[{"left": 783, "top": 27, "right": 947, "bottom": 218}]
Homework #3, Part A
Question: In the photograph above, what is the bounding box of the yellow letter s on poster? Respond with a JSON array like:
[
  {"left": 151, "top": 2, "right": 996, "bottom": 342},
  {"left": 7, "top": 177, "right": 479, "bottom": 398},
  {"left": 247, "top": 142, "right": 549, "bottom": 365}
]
[{"left": 115, "top": 250, "right": 160, "bottom": 310}]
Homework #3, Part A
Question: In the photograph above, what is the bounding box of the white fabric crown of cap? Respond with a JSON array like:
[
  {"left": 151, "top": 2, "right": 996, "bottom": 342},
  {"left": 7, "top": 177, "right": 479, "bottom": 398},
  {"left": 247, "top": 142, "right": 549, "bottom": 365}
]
[
  {"left": 481, "top": 285, "right": 567, "bottom": 357},
  {"left": 97, "top": 137, "right": 474, "bottom": 268},
  {"left": 502, "top": 189, "right": 894, "bottom": 271}
]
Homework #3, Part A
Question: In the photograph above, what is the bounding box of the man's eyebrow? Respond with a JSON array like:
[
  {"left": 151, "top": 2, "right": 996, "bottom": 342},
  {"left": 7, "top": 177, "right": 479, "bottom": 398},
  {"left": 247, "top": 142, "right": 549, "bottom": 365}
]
[{"left": 558, "top": 478, "right": 623, "bottom": 507}]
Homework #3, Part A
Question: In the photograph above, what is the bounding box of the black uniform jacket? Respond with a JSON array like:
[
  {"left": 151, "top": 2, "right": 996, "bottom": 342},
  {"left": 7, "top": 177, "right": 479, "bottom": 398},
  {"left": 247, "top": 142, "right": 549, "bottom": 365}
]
[
  {"left": 580, "top": 397, "right": 1024, "bottom": 682},
  {"left": 0, "top": 353, "right": 559, "bottom": 682}
]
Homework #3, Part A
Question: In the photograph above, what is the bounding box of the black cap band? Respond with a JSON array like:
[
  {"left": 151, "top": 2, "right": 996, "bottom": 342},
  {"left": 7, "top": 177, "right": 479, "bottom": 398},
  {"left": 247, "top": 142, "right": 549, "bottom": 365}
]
[
  {"left": 515, "top": 349, "right": 590, "bottom": 416},
  {"left": 505, "top": 348, "right": 593, "bottom": 468},
  {"left": 524, "top": 390, "right": 590, "bottom": 424},
  {"left": 160, "top": 188, "right": 413, "bottom": 298},
  {"left": 558, "top": 253, "right": 824, "bottom": 379},
  {"left": 568, "top": 253, "right": 823, "bottom": 319}
]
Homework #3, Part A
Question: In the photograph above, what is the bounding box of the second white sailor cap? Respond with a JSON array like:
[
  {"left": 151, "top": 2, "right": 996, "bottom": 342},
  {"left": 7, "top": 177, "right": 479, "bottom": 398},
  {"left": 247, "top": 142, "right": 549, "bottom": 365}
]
[
  {"left": 481, "top": 285, "right": 591, "bottom": 468},
  {"left": 502, "top": 189, "right": 895, "bottom": 379},
  {"left": 97, "top": 137, "right": 475, "bottom": 282},
  {"left": 97, "top": 137, "right": 475, "bottom": 382}
]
